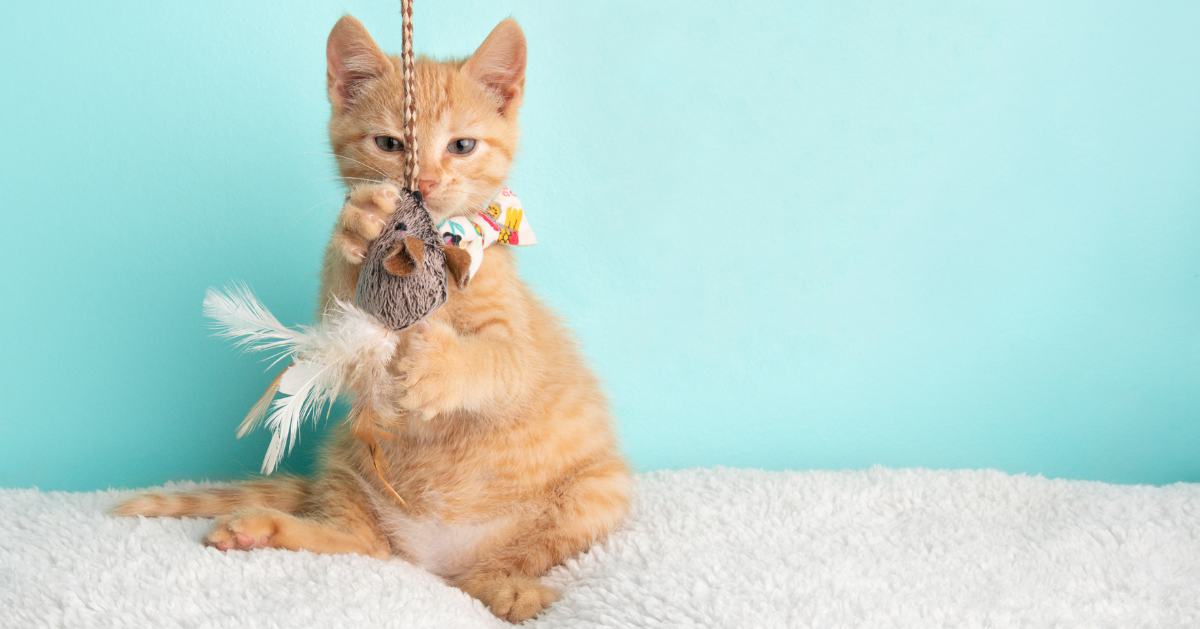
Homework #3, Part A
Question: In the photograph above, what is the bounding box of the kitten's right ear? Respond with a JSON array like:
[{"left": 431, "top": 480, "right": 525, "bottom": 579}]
[
  {"left": 462, "top": 19, "right": 527, "bottom": 114},
  {"left": 327, "top": 16, "right": 394, "bottom": 113}
]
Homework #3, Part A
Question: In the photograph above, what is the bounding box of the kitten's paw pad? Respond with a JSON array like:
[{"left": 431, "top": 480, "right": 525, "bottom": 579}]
[
  {"left": 203, "top": 513, "right": 278, "bottom": 552},
  {"left": 479, "top": 577, "right": 559, "bottom": 623}
]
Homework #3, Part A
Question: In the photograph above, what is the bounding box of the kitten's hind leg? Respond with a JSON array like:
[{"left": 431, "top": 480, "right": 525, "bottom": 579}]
[
  {"left": 452, "top": 458, "right": 630, "bottom": 622},
  {"left": 204, "top": 471, "right": 391, "bottom": 560},
  {"left": 453, "top": 573, "right": 559, "bottom": 624},
  {"left": 203, "top": 507, "right": 389, "bottom": 560}
]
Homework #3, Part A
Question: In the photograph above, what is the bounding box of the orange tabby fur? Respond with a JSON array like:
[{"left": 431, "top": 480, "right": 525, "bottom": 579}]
[{"left": 113, "top": 16, "right": 630, "bottom": 623}]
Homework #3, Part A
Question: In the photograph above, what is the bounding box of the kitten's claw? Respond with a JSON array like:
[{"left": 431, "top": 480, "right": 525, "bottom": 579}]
[
  {"left": 335, "top": 232, "right": 368, "bottom": 263},
  {"left": 336, "top": 182, "right": 402, "bottom": 264}
]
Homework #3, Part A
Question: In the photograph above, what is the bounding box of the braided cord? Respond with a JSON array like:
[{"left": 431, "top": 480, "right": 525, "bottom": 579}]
[
  {"left": 400, "top": 0, "right": 418, "bottom": 190},
  {"left": 358, "top": 0, "right": 418, "bottom": 507}
]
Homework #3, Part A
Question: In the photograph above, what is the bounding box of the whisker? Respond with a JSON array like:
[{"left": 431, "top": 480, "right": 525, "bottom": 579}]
[
  {"left": 293, "top": 193, "right": 348, "bottom": 224},
  {"left": 307, "top": 176, "right": 382, "bottom": 185},
  {"left": 303, "top": 150, "right": 393, "bottom": 181}
]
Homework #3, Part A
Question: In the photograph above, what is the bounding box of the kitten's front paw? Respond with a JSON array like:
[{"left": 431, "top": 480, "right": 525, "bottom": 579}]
[
  {"left": 203, "top": 512, "right": 280, "bottom": 551},
  {"left": 398, "top": 320, "right": 461, "bottom": 420},
  {"left": 334, "top": 182, "right": 402, "bottom": 264}
]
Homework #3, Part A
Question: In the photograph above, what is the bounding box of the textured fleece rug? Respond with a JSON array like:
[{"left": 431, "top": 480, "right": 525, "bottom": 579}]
[{"left": 2, "top": 467, "right": 1198, "bottom": 628}]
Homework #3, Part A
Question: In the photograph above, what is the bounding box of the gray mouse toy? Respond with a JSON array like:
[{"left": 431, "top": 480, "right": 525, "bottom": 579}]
[{"left": 354, "top": 189, "right": 472, "bottom": 331}]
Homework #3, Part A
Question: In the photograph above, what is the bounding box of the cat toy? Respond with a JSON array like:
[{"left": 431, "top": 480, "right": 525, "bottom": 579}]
[
  {"left": 204, "top": 0, "right": 464, "bottom": 493},
  {"left": 204, "top": 188, "right": 467, "bottom": 476}
]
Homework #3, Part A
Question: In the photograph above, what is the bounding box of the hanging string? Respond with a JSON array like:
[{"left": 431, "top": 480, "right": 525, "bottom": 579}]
[
  {"left": 359, "top": 0, "right": 419, "bottom": 508},
  {"left": 400, "top": 0, "right": 419, "bottom": 190}
]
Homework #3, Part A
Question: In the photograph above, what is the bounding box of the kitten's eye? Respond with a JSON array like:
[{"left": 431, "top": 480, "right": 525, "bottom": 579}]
[
  {"left": 374, "top": 136, "right": 404, "bottom": 153},
  {"left": 448, "top": 138, "right": 476, "bottom": 155}
]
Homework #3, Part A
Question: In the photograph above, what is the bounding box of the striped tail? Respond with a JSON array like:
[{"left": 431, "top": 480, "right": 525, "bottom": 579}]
[{"left": 111, "top": 476, "right": 310, "bottom": 518}]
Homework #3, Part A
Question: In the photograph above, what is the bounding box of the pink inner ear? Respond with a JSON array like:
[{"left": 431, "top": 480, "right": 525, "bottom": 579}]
[
  {"left": 462, "top": 19, "right": 527, "bottom": 111},
  {"left": 326, "top": 57, "right": 349, "bottom": 108},
  {"left": 326, "top": 16, "right": 393, "bottom": 110}
]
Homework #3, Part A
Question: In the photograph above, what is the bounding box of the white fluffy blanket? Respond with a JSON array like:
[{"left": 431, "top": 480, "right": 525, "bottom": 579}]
[{"left": 2, "top": 468, "right": 1198, "bottom": 628}]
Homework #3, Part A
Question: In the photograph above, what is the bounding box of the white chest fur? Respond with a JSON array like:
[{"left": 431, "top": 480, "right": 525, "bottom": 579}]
[{"left": 379, "top": 511, "right": 509, "bottom": 578}]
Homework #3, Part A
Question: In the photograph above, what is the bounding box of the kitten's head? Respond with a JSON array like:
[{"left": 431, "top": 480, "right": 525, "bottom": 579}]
[{"left": 326, "top": 16, "right": 525, "bottom": 223}]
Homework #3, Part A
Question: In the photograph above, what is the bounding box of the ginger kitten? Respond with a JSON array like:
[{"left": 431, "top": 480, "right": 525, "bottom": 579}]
[{"left": 114, "top": 16, "right": 630, "bottom": 623}]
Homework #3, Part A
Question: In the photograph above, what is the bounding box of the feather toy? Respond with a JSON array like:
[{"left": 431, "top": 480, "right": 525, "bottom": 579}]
[
  {"left": 204, "top": 189, "right": 470, "bottom": 474},
  {"left": 203, "top": 2, "right": 482, "bottom": 482},
  {"left": 204, "top": 285, "right": 401, "bottom": 473}
]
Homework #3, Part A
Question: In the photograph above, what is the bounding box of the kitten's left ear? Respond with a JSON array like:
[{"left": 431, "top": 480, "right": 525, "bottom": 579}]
[
  {"left": 327, "top": 15, "right": 394, "bottom": 113},
  {"left": 462, "top": 18, "right": 527, "bottom": 114}
]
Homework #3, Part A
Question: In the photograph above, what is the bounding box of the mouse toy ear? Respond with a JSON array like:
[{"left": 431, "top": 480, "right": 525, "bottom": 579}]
[
  {"left": 442, "top": 244, "right": 473, "bottom": 289},
  {"left": 383, "top": 236, "right": 425, "bottom": 276}
]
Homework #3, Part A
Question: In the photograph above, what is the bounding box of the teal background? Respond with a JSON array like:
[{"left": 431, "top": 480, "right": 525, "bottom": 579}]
[{"left": 2, "top": 1, "right": 1198, "bottom": 491}]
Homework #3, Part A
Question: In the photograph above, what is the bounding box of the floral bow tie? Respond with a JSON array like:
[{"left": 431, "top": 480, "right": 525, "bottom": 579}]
[{"left": 437, "top": 186, "right": 536, "bottom": 281}]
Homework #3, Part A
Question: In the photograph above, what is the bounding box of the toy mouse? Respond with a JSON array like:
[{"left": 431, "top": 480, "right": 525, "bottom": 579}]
[{"left": 356, "top": 189, "right": 471, "bottom": 330}]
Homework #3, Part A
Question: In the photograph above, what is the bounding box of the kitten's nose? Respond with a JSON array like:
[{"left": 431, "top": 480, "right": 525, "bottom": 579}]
[{"left": 418, "top": 179, "right": 438, "bottom": 197}]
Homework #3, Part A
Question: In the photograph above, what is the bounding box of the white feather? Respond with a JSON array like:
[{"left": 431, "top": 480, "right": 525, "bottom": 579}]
[
  {"left": 204, "top": 284, "right": 402, "bottom": 474},
  {"left": 203, "top": 284, "right": 304, "bottom": 362},
  {"left": 262, "top": 428, "right": 286, "bottom": 477}
]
